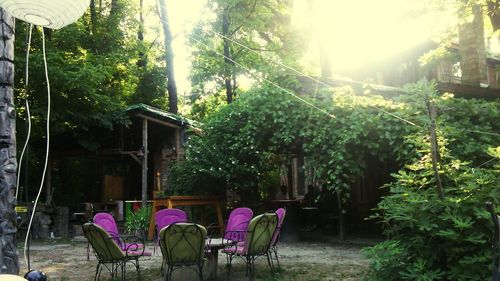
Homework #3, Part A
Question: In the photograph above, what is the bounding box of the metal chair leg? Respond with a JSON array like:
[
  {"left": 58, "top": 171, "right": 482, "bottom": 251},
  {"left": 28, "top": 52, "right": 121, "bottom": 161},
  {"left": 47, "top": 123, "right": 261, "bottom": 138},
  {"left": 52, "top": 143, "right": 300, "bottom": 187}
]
[
  {"left": 135, "top": 259, "right": 142, "bottom": 281},
  {"left": 198, "top": 264, "right": 204, "bottom": 281},
  {"left": 249, "top": 257, "right": 255, "bottom": 281},
  {"left": 87, "top": 242, "right": 90, "bottom": 260},
  {"left": 121, "top": 262, "right": 125, "bottom": 281},
  {"left": 168, "top": 266, "right": 174, "bottom": 281},
  {"left": 94, "top": 263, "right": 101, "bottom": 281},
  {"left": 226, "top": 254, "right": 233, "bottom": 281},
  {"left": 273, "top": 247, "right": 281, "bottom": 271},
  {"left": 267, "top": 252, "right": 276, "bottom": 280}
]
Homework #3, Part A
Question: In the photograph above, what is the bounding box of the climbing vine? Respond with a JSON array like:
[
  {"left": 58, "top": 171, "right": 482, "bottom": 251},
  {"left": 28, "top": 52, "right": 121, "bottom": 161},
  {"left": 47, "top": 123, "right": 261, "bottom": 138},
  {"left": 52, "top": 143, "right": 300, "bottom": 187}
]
[{"left": 171, "top": 80, "right": 498, "bottom": 206}]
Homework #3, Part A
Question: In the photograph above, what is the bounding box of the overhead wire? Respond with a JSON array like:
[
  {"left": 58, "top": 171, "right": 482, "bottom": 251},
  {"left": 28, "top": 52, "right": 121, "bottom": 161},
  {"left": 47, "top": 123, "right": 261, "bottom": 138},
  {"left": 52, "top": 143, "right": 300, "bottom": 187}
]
[
  {"left": 16, "top": 23, "right": 33, "bottom": 199},
  {"left": 23, "top": 27, "right": 52, "bottom": 271},
  {"left": 155, "top": 1, "right": 500, "bottom": 136},
  {"left": 205, "top": 28, "right": 423, "bottom": 127},
  {"left": 154, "top": 2, "right": 432, "bottom": 126}
]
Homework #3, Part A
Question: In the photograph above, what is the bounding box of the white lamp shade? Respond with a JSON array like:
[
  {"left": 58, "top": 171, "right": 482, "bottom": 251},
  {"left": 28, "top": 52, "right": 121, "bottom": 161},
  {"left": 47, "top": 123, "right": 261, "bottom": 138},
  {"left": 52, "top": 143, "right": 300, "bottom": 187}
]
[
  {"left": 0, "top": 275, "right": 27, "bottom": 281},
  {"left": 0, "top": 0, "right": 90, "bottom": 29}
]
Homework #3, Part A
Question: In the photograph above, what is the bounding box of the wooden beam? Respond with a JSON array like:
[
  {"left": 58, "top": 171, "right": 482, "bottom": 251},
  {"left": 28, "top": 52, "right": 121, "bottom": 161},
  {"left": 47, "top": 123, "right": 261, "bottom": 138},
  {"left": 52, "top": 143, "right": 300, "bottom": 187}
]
[
  {"left": 141, "top": 118, "right": 148, "bottom": 207},
  {"left": 136, "top": 113, "right": 180, "bottom": 129}
]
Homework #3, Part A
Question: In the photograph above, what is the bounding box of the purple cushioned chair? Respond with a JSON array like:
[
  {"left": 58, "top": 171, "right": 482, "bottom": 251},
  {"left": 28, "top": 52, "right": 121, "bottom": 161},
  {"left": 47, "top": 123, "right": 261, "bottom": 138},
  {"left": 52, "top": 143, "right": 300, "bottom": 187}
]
[
  {"left": 154, "top": 208, "right": 188, "bottom": 254},
  {"left": 92, "top": 212, "right": 150, "bottom": 260},
  {"left": 223, "top": 212, "right": 278, "bottom": 281},
  {"left": 270, "top": 208, "right": 286, "bottom": 270},
  {"left": 223, "top": 207, "right": 253, "bottom": 243}
]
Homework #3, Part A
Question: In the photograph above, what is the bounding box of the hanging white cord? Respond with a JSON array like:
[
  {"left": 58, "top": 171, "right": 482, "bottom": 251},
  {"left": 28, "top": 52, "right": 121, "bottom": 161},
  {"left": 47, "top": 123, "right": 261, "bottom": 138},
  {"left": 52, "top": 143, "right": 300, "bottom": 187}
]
[
  {"left": 23, "top": 27, "right": 51, "bottom": 269},
  {"left": 16, "top": 24, "right": 34, "bottom": 199}
]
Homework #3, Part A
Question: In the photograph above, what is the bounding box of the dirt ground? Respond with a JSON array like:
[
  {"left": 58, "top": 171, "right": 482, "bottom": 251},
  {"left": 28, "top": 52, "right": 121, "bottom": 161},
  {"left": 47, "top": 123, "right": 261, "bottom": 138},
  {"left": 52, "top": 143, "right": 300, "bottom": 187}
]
[{"left": 15, "top": 234, "right": 374, "bottom": 281}]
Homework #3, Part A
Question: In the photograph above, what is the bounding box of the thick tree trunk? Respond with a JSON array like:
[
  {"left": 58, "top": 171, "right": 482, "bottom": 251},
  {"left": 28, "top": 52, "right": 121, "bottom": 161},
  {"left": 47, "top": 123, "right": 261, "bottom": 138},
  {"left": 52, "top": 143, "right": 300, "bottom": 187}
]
[
  {"left": 458, "top": 4, "right": 488, "bottom": 86},
  {"left": 158, "top": 0, "right": 178, "bottom": 114},
  {"left": 222, "top": 8, "right": 234, "bottom": 104},
  {"left": 0, "top": 8, "right": 19, "bottom": 274}
]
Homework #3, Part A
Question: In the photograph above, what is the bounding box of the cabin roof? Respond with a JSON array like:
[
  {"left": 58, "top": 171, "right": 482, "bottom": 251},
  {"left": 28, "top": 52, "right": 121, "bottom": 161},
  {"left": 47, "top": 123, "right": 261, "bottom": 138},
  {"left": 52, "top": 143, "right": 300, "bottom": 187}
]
[{"left": 125, "top": 103, "right": 199, "bottom": 128}]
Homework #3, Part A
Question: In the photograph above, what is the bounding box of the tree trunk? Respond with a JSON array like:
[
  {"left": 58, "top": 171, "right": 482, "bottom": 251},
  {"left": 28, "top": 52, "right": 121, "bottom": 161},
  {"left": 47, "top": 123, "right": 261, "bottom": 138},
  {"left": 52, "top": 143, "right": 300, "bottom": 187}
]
[
  {"left": 222, "top": 8, "right": 234, "bottom": 104},
  {"left": 487, "top": 0, "right": 500, "bottom": 31},
  {"left": 158, "top": 0, "right": 178, "bottom": 114},
  {"left": 0, "top": 8, "right": 19, "bottom": 274},
  {"left": 137, "top": 0, "right": 146, "bottom": 68},
  {"left": 458, "top": 4, "right": 488, "bottom": 86},
  {"left": 318, "top": 42, "right": 332, "bottom": 78},
  {"left": 110, "top": 0, "right": 119, "bottom": 16},
  {"left": 89, "top": 0, "right": 97, "bottom": 35}
]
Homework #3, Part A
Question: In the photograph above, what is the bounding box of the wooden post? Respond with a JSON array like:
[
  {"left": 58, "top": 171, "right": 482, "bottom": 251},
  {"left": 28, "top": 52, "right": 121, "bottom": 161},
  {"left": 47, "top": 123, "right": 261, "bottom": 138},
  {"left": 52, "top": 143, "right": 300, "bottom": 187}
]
[
  {"left": 0, "top": 8, "right": 19, "bottom": 274},
  {"left": 426, "top": 100, "right": 445, "bottom": 200},
  {"left": 141, "top": 118, "right": 148, "bottom": 207}
]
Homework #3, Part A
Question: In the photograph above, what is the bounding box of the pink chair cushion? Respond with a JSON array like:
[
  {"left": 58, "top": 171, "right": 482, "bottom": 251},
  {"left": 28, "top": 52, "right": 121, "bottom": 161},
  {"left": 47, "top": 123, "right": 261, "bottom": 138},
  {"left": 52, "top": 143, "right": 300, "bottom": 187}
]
[
  {"left": 155, "top": 208, "right": 188, "bottom": 236},
  {"left": 93, "top": 212, "right": 122, "bottom": 247},
  {"left": 224, "top": 207, "right": 253, "bottom": 242},
  {"left": 94, "top": 212, "right": 145, "bottom": 251},
  {"left": 221, "top": 244, "right": 246, "bottom": 255},
  {"left": 270, "top": 208, "right": 286, "bottom": 246}
]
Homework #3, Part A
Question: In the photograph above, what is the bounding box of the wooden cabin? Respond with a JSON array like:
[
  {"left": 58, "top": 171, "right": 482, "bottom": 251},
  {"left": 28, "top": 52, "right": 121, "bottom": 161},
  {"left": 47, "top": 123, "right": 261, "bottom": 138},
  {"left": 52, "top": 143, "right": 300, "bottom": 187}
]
[{"left": 44, "top": 104, "right": 196, "bottom": 222}]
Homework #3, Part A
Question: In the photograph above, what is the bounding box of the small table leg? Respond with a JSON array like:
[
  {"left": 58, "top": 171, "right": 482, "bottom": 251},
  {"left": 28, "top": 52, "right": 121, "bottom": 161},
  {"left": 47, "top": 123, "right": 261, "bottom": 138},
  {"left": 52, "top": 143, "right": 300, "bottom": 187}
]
[{"left": 206, "top": 249, "right": 219, "bottom": 280}]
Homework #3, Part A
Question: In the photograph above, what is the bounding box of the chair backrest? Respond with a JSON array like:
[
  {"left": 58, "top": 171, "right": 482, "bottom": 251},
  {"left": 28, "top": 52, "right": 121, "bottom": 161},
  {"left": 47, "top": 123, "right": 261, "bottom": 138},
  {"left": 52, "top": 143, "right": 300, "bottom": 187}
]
[
  {"left": 270, "top": 208, "right": 286, "bottom": 246},
  {"left": 93, "top": 212, "right": 122, "bottom": 248},
  {"left": 224, "top": 207, "right": 253, "bottom": 242},
  {"left": 83, "top": 222, "right": 124, "bottom": 262},
  {"left": 159, "top": 222, "right": 207, "bottom": 266},
  {"left": 156, "top": 208, "right": 188, "bottom": 234},
  {"left": 244, "top": 212, "right": 278, "bottom": 256}
]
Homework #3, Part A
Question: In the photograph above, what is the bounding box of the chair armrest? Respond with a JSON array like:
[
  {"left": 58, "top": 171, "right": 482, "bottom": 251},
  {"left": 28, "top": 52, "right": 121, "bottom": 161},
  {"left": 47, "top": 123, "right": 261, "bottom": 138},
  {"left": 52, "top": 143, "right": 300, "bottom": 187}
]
[
  {"left": 223, "top": 230, "right": 247, "bottom": 242},
  {"left": 122, "top": 235, "right": 146, "bottom": 257}
]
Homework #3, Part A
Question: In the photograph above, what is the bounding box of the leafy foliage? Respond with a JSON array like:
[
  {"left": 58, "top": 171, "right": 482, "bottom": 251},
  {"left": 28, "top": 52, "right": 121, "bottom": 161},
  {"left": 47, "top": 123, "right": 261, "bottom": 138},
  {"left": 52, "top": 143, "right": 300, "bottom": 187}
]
[
  {"left": 171, "top": 79, "right": 499, "bottom": 278},
  {"left": 363, "top": 83, "right": 499, "bottom": 280},
  {"left": 125, "top": 205, "right": 152, "bottom": 232},
  {"left": 365, "top": 156, "right": 499, "bottom": 280},
  {"left": 188, "top": 0, "right": 306, "bottom": 110}
]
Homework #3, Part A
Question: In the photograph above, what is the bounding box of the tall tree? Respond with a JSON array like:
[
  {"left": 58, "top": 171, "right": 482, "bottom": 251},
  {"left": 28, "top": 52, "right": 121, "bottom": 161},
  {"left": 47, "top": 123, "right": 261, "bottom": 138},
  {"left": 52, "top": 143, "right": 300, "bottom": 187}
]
[
  {"left": 222, "top": 8, "right": 235, "bottom": 103},
  {"left": 0, "top": 8, "right": 19, "bottom": 274},
  {"left": 158, "top": 0, "right": 178, "bottom": 114},
  {"left": 309, "top": 0, "right": 332, "bottom": 78},
  {"left": 189, "top": 0, "right": 305, "bottom": 112},
  {"left": 458, "top": 3, "right": 488, "bottom": 86}
]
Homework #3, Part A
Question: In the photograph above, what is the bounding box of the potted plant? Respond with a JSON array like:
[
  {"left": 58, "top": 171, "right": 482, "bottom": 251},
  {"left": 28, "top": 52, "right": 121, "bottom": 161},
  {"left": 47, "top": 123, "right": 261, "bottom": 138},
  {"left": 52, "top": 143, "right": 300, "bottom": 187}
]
[{"left": 125, "top": 205, "right": 152, "bottom": 240}]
